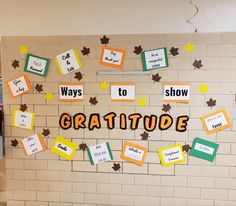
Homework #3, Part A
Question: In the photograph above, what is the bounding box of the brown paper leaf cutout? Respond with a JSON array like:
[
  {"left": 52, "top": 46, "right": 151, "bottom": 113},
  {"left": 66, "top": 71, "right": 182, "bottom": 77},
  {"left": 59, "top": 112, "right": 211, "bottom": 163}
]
[
  {"left": 162, "top": 104, "right": 171, "bottom": 113},
  {"left": 11, "top": 60, "right": 20, "bottom": 69},
  {"left": 81, "top": 47, "right": 90, "bottom": 56},
  {"left": 140, "top": 131, "right": 149, "bottom": 140},
  {"left": 152, "top": 73, "right": 162, "bottom": 83},
  {"left": 193, "top": 59, "right": 203, "bottom": 70},
  {"left": 79, "top": 143, "right": 88, "bottom": 151},
  {"left": 133, "top": 45, "right": 143, "bottom": 55},
  {"left": 42, "top": 128, "right": 50, "bottom": 137},
  {"left": 100, "top": 35, "right": 110, "bottom": 45},
  {"left": 35, "top": 84, "right": 43, "bottom": 93},
  {"left": 112, "top": 163, "right": 121, "bottom": 171},
  {"left": 74, "top": 72, "right": 83, "bottom": 81},
  {"left": 11, "top": 139, "right": 19, "bottom": 147},
  {"left": 182, "top": 144, "right": 192, "bottom": 153},
  {"left": 169, "top": 47, "right": 179, "bottom": 56},
  {"left": 19, "top": 104, "right": 28, "bottom": 112},
  {"left": 207, "top": 98, "right": 216, "bottom": 108},
  {"left": 89, "top": 97, "right": 98, "bottom": 106}
]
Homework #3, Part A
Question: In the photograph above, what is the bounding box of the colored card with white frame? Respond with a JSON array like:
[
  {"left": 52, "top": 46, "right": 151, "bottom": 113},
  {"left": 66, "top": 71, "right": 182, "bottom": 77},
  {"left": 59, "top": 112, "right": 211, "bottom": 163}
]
[
  {"left": 12, "top": 110, "right": 35, "bottom": 130},
  {"left": 59, "top": 83, "right": 83, "bottom": 102}
]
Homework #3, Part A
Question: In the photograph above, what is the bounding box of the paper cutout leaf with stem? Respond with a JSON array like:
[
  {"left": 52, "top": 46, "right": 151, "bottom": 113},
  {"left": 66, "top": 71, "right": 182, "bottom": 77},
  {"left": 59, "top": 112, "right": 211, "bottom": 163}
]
[
  {"left": 42, "top": 129, "right": 50, "bottom": 137},
  {"left": 11, "top": 60, "right": 19, "bottom": 69},
  {"left": 140, "top": 131, "right": 149, "bottom": 140},
  {"left": 74, "top": 72, "right": 83, "bottom": 81},
  {"left": 193, "top": 59, "right": 203, "bottom": 70},
  {"left": 35, "top": 84, "right": 43, "bottom": 93},
  {"left": 133, "top": 45, "right": 143, "bottom": 55},
  {"left": 79, "top": 143, "right": 88, "bottom": 151},
  {"left": 152, "top": 73, "right": 162, "bottom": 83},
  {"left": 169, "top": 47, "right": 179, "bottom": 56},
  {"left": 112, "top": 163, "right": 121, "bottom": 171},
  {"left": 81, "top": 47, "right": 90, "bottom": 56},
  {"left": 207, "top": 98, "right": 216, "bottom": 108},
  {"left": 11, "top": 139, "right": 19, "bottom": 147},
  {"left": 100, "top": 35, "right": 110, "bottom": 45},
  {"left": 182, "top": 144, "right": 192, "bottom": 153},
  {"left": 19, "top": 104, "right": 28, "bottom": 112},
  {"left": 44, "top": 92, "right": 53, "bottom": 100},
  {"left": 162, "top": 103, "right": 171, "bottom": 113},
  {"left": 89, "top": 97, "right": 98, "bottom": 106}
]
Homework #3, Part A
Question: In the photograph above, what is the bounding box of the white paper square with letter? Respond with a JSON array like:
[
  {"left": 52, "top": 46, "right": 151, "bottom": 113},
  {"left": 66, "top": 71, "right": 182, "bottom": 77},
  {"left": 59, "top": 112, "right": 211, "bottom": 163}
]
[
  {"left": 87, "top": 142, "right": 113, "bottom": 165},
  {"left": 55, "top": 49, "right": 82, "bottom": 75}
]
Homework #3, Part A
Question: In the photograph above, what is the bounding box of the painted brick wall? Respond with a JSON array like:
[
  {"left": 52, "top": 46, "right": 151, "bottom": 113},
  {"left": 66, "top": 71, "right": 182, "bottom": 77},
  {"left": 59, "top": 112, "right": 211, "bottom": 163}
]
[{"left": 1, "top": 33, "right": 236, "bottom": 206}]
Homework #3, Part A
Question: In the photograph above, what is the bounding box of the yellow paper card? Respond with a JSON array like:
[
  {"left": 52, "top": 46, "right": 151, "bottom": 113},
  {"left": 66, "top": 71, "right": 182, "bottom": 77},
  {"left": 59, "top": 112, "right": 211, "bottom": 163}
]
[
  {"left": 12, "top": 109, "right": 35, "bottom": 130},
  {"left": 51, "top": 136, "right": 78, "bottom": 160},
  {"left": 158, "top": 144, "right": 186, "bottom": 167}
]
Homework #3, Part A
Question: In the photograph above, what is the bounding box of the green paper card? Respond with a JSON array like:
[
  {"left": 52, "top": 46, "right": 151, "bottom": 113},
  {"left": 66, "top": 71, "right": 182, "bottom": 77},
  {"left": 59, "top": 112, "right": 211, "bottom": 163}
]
[
  {"left": 24, "top": 53, "right": 50, "bottom": 76},
  {"left": 87, "top": 142, "right": 113, "bottom": 165},
  {"left": 190, "top": 137, "right": 219, "bottom": 162},
  {"left": 141, "top": 47, "right": 168, "bottom": 71}
]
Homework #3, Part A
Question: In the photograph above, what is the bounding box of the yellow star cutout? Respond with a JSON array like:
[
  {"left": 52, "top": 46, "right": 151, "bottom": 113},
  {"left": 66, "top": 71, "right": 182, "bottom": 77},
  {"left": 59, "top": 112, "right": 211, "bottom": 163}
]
[
  {"left": 100, "top": 81, "right": 109, "bottom": 90},
  {"left": 138, "top": 98, "right": 147, "bottom": 106},
  {"left": 44, "top": 92, "right": 53, "bottom": 100},
  {"left": 20, "top": 45, "right": 28, "bottom": 54},
  {"left": 199, "top": 84, "right": 208, "bottom": 93},
  {"left": 184, "top": 43, "right": 195, "bottom": 53}
]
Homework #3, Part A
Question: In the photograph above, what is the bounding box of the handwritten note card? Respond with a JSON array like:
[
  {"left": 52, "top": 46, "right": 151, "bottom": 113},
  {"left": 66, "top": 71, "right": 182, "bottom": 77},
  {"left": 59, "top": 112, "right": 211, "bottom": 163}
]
[
  {"left": 24, "top": 53, "right": 50, "bottom": 76},
  {"left": 111, "top": 83, "right": 135, "bottom": 102},
  {"left": 120, "top": 141, "right": 147, "bottom": 166},
  {"left": 100, "top": 47, "right": 126, "bottom": 68},
  {"left": 158, "top": 144, "right": 186, "bottom": 167},
  {"left": 87, "top": 142, "right": 113, "bottom": 165},
  {"left": 51, "top": 136, "right": 78, "bottom": 160},
  {"left": 200, "top": 109, "right": 231, "bottom": 134},
  {"left": 55, "top": 49, "right": 82, "bottom": 75},
  {"left": 7, "top": 74, "right": 31, "bottom": 98},
  {"left": 21, "top": 133, "right": 46, "bottom": 156},
  {"left": 12, "top": 110, "right": 35, "bottom": 130},
  {"left": 141, "top": 48, "right": 168, "bottom": 71},
  {"left": 59, "top": 83, "right": 83, "bottom": 102},
  {"left": 163, "top": 84, "right": 191, "bottom": 103},
  {"left": 190, "top": 137, "right": 219, "bottom": 162}
]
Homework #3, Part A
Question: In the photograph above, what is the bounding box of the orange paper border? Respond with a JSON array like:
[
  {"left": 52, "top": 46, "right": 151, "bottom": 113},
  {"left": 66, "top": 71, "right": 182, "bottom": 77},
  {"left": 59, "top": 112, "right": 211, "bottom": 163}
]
[
  {"left": 59, "top": 82, "right": 83, "bottom": 102},
  {"left": 21, "top": 133, "right": 46, "bottom": 156},
  {"left": 120, "top": 141, "right": 147, "bottom": 166},
  {"left": 111, "top": 83, "right": 135, "bottom": 102},
  {"left": 6, "top": 74, "right": 32, "bottom": 98},
  {"left": 99, "top": 46, "right": 126, "bottom": 69},
  {"left": 163, "top": 83, "right": 190, "bottom": 103},
  {"left": 200, "top": 109, "right": 231, "bottom": 135}
]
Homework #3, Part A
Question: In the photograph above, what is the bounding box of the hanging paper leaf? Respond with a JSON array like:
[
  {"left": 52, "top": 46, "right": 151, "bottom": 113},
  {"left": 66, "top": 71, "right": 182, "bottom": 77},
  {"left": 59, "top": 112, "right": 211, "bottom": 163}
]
[
  {"left": 74, "top": 72, "right": 83, "bottom": 81},
  {"left": 35, "top": 84, "right": 43, "bottom": 93},
  {"left": 140, "top": 131, "right": 149, "bottom": 140},
  {"left": 184, "top": 43, "right": 195, "bottom": 53},
  {"left": 100, "top": 81, "right": 109, "bottom": 90},
  {"left": 206, "top": 98, "right": 216, "bottom": 108},
  {"left": 81, "top": 47, "right": 90, "bottom": 56},
  {"left": 44, "top": 92, "right": 53, "bottom": 100},
  {"left": 20, "top": 45, "right": 28, "bottom": 54},
  {"left": 112, "top": 163, "right": 121, "bottom": 171},
  {"left": 42, "top": 128, "right": 50, "bottom": 137},
  {"left": 162, "top": 103, "right": 171, "bottom": 113},
  {"left": 19, "top": 104, "right": 28, "bottom": 112},
  {"left": 193, "top": 59, "right": 203, "bottom": 70},
  {"left": 133, "top": 45, "right": 143, "bottom": 55},
  {"left": 11, "top": 60, "right": 20, "bottom": 69},
  {"left": 89, "top": 97, "right": 98, "bottom": 106},
  {"left": 79, "top": 143, "right": 88, "bottom": 151},
  {"left": 169, "top": 47, "right": 179, "bottom": 56},
  {"left": 100, "top": 35, "right": 109, "bottom": 45},
  {"left": 11, "top": 139, "right": 19, "bottom": 147},
  {"left": 182, "top": 144, "right": 192, "bottom": 153},
  {"left": 152, "top": 73, "right": 162, "bottom": 83}
]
